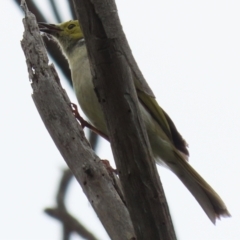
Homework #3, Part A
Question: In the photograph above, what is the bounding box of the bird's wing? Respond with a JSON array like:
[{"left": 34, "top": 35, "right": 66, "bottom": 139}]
[{"left": 137, "top": 90, "right": 189, "bottom": 157}]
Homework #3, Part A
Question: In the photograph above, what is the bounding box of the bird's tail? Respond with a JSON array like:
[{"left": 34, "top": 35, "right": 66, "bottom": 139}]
[{"left": 168, "top": 151, "right": 230, "bottom": 223}]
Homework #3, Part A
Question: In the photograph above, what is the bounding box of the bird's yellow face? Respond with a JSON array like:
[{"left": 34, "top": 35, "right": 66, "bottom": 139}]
[
  {"left": 58, "top": 20, "right": 84, "bottom": 41},
  {"left": 39, "top": 20, "right": 84, "bottom": 57}
]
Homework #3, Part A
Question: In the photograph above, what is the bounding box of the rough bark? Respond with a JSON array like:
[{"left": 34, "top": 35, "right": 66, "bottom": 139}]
[
  {"left": 20, "top": 1, "right": 135, "bottom": 239},
  {"left": 73, "top": 0, "right": 176, "bottom": 239}
]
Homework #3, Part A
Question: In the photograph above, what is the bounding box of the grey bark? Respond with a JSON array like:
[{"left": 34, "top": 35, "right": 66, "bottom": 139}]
[
  {"left": 20, "top": 1, "right": 135, "bottom": 239},
  {"left": 73, "top": 0, "right": 176, "bottom": 239}
]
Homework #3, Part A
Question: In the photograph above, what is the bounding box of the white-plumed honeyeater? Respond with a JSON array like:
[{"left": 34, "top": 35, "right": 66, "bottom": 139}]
[{"left": 39, "top": 20, "right": 230, "bottom": 223}]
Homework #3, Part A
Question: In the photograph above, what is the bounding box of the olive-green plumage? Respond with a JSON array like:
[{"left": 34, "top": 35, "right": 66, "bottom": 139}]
[{"left": 39, "top": 20, "right": 230, "bottom": 223}]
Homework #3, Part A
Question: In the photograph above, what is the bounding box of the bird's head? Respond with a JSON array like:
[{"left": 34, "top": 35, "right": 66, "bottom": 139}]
[{"left": 38, "top": 20, "right": 84, "bottom": 57}]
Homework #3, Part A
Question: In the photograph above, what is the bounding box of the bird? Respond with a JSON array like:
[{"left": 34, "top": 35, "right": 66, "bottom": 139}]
[{"left": 38, "top": 20, "right": 230, "bottom": 223}]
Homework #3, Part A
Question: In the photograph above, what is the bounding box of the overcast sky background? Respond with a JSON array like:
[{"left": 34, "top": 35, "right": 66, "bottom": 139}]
[{"left": 1, "top": 0, "right": 239, "bottom": 239}]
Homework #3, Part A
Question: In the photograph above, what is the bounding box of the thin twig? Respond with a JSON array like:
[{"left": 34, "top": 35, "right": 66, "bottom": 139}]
[
  {"left": 49, "top": 0, "right": 62, "bottom": 23},
  {"left": 45, "top": 208, "right": 98, "bottom": 240}
]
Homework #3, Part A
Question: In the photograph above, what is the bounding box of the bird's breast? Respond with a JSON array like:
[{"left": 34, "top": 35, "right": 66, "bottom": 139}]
[{"left": 69, "top": 47, "right": 108, "bottom": 135}]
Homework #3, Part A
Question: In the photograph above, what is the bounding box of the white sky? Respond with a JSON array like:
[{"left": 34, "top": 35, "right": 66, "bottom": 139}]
[{"left": 0, "top": 0, "right": 239, "bottom": 239}]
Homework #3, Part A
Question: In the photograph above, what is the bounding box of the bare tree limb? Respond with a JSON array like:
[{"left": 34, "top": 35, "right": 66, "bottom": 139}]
[
  {"left": 73, "top": 0, "right": 176, "bottom": 239},
  {"left": 20, "top": 1, "right": 135, "bottom": 239},
  {"left": 14, "top": 1, "right": 101, "bottom": 238}
]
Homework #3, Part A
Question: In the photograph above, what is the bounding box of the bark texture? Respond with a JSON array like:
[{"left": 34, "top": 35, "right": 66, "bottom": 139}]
[
  {"left": 20, "top": 1, "right": 135, "bottom": 239},
  {"left": 73, "top": 0, "right": 176, "bottom": 239}
]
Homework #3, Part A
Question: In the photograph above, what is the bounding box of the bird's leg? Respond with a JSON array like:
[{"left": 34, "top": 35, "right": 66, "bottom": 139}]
[
  {"left": 101, "top": 160, "right": 118, "bottom": 174},
  {"left": 71, "top": 103, "right": 109, "bottom": 141}
]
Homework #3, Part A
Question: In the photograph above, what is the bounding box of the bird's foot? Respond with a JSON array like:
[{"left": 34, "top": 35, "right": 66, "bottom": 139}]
[
  {"left": 71, "top": 103, "right": 109, "bottom": 141},
  {"left": 101, "top": 160, "right": 118, "bottom": 175}
]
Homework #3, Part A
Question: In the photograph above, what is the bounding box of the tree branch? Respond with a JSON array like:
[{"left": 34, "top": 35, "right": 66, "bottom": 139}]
[
  {"left": 45, "top": 206, "right": 98, "bottom": 240},
  {"left": 73, "top": 0, "right": 176, "bottom": 239},
  {"left": 20, "top": 1, "right": 135, "bottom": 239},
  {"left": 44, "top": 168, "right": 99, "bottom": 240}
]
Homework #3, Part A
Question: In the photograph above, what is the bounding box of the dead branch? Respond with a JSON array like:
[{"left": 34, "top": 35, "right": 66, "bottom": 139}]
[
  {"left": 20, "top": 1, "right": 135, "bottom": 239},
  {"left": 72, "top": 0, "right": 176, "bottom": 239}
]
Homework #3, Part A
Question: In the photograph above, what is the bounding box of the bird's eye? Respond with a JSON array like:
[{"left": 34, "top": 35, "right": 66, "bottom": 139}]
[{"left": 68, "top": 24, "right": 75, "bottom": 30}]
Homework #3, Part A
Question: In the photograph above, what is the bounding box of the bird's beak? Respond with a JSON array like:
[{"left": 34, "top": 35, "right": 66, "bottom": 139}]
[{"left": 38, "top": 22, "right": 63, "bottom": 34}]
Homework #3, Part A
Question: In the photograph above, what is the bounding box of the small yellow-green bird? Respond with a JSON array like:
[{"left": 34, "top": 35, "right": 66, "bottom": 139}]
[{"left": 39, "top": 20, "right": 230, "bottom": 223}]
